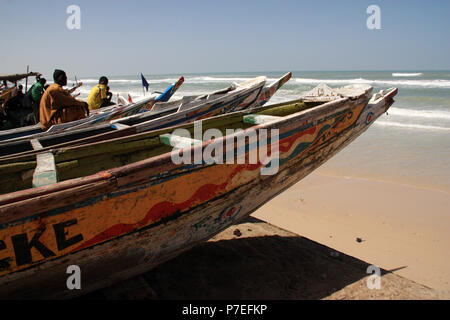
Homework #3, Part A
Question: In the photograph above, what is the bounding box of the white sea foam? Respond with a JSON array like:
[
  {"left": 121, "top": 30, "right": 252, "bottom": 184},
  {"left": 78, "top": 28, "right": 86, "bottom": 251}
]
[
  {"left": 67, "top": 76, "right": 280, "bottom": 86},
  {"left": 392, "top": 73, "right": 423, "bottom": 77},
  {"left": 387, "top": 107, "right": 450, "bottom": 120},
  {"left": 188, "top": 76, "right": 251, "bottom": 82},
  {"left": 375, "top": 121, "right": 450, "bottom": 132},
  {"left": 67, "top": 78, "right": 179, "bottom": 85},
  {"left": 69, "top": 76, "right": 450, "bottom": 88},
  {"left": 293, "top": 77, "right": 450, "bottom": 88},
  {"left": 182, "top": 76, "right": 280, "bottom": 84}
]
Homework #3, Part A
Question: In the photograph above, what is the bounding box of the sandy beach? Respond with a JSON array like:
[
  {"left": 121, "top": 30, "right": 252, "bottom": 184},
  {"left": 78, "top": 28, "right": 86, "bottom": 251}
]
[
  {"left": 84, "top": 168, "right": 449, "bottom": 300},
  {"left": 84, "top": 217, "right": 442, "bottom": 300},
  {"left": 253, "top": 168, "right": 450, "bottom": 298}
]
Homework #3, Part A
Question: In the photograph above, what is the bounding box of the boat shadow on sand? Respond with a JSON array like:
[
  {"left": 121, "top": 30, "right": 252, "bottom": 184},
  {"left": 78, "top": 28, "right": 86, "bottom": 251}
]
[{"left": 81, "top": 216, "right": 411, "bottom": 300}]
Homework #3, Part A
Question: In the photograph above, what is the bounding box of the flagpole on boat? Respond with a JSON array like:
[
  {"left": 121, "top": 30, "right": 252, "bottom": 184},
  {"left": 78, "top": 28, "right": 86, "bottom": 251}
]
[{"left": 25, "top": 65, "right": 29, "bottom": 92}]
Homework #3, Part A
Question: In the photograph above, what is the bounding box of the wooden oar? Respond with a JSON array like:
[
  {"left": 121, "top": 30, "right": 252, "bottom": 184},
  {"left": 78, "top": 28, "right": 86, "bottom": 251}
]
[{"left": 68, "top": 82, "right": 83, "bottom": 95}]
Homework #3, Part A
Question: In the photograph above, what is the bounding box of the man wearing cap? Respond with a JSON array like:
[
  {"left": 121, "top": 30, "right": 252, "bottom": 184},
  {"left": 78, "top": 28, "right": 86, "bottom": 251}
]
[{"left": 40, "top": 69, "right": 89, "bottom": 130}]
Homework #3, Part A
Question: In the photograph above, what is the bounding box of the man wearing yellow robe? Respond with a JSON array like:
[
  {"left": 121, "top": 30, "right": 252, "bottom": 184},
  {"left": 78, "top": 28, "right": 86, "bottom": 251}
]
[
  {"left": 87, "top": 76, "right": 109, "bottom": 111},
  {"left": 40, "top": 69, "right": 89, "bottom": 131}
]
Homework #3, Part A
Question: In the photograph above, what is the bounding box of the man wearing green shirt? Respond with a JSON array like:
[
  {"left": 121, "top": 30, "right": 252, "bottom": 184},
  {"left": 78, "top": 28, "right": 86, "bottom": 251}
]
[
  {"left": 31, "top": 78, "right": 46, "bottom": 103},
  {"left": 31, "top": 77, "right": 46, "bottom": 120}
]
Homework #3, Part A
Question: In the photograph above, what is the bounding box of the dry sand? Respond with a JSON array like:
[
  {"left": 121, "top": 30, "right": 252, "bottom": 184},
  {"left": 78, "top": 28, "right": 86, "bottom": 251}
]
[
  {"left": 84, "top": 169, "right": 448, "bottom": 300},
  {"left": 252, "top": 169, "right": 450, "bottom": 299},
  {"left": 84, "top": 217, "right": 441, "bottom": 300}
]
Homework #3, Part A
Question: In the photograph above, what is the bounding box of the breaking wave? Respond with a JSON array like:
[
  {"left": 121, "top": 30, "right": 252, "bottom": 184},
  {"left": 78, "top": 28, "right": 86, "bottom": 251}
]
[
  {"left": 392, "top": 73, "right": 423, "bottom": 77},
  {"left": 66, "top": 75, "right": 450, "bottom": 89},
  {"left": 68, "top": 78, "right": 179, "bottom": 85},
  {"left": 374, "top": 121, "right": 450, "bottom": 132},
  {"left": 387, "top": 107, "right": 450, "bottom": 120},
  {"left": 293, "top": 77, "right": 450, "bottom": 88}
]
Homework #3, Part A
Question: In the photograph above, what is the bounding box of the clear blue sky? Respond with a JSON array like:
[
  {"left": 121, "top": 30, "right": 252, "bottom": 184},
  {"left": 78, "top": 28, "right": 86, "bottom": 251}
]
[{"left": 1, "top": 0, "right": 449, "bottom": 77}]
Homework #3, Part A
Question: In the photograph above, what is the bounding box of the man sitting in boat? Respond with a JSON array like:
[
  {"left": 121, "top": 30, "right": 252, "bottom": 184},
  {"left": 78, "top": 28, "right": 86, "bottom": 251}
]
[
  {"left": 31, "top": 78, "right": 46, "bottom": 103},
  {"left": 2, "top": 85, "right": 36, "bottom": 128},
  {"left": 16, "top": 85, "right": 24, "bottom": 99},
  {"left": 31, "top": 77, "right": 46, "bottom": 120},
  {"left": 87, "top": 76, "right": 109, "bottom": 111},
  {"left": 7, "top": 85, "right": 24, "bottom": 106},
  {"left": 39, "top": 69, "right": 89, "bottom": 131},
  {"left": 100, "top": 86, "right": 114, "bottom": 108}
]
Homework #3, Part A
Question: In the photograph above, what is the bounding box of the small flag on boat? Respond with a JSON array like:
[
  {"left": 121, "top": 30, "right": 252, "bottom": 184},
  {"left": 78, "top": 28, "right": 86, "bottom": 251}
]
[
  {"left": 141, "top": 73, "right": 149, "bottom": 92},
  {"left": 128, "top": 94, "right": 133, "bottom": 104},
  {"left": 117, "top": 93, "right": 126, "bottom": 105}
]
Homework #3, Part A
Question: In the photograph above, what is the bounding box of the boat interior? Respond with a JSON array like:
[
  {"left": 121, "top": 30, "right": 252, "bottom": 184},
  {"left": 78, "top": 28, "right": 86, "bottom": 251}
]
[
  {"left": 0, "top": 81, "right": 256, "bottom": 155},
  {"left": 0, "top": 98, "right": 325, "bottom": 195},
  {"left": 0, "top": 83, "right": 264, "bottom": 158}
]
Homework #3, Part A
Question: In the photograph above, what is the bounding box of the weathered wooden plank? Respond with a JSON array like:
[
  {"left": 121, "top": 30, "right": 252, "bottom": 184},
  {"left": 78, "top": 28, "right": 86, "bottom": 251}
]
[
  {"left": 0, "top": 172, "right": 115, "bottom": 207},
  {"left": 0, "top": 161, "right": 36, "bottom": 175},
  {"left": 30, "top": 139, "right": 43, "bottom": 150},
  {"left": 255, "top": 101, "right": 308, "bottom": 116},
  {"left": 54, "top": 137, "right": 162, "bottom": 163},
  {"left": 57, "top": 145, "right": 172, "bottom": 182},
  {"left": 32, "top": 152, "right": 58, "bottom": 188},
  {"left": 0, "top": 175, "right": 117, "bottom": 224}
]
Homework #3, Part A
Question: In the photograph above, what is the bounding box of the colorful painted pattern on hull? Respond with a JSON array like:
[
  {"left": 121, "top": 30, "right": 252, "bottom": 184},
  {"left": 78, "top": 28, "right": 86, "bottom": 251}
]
[
  {"left": 255, "top": 72, "right": 292, "bottom": 108},
  {"left": 155, "top": 76, "right": 185, "bottom": 103},
  {"left": 0, "top": 98, "right": 371, "bottom": 277},
  {"left": 140, "top": 76, "right": 185, "bottom": 112},
  {"left": 230, "top": 73, "right": 292, "bottom": 112},
  {"left": 190, "top": 91, "right": 258, "bottom": 121}
]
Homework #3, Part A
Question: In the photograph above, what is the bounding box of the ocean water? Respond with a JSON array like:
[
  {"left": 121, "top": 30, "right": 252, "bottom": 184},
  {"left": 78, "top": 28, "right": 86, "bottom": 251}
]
[{"left": 40, "top": 71, "right": 450, "bottom": 192}]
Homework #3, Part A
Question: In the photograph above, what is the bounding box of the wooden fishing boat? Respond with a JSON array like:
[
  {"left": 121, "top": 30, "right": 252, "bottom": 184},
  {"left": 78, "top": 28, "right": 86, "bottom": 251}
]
[
  {"left": 0, "top": 74, "right": 280, "bottom": 158},
  {"left": 0, "top": 87, "right": 17, "bottom": 110},
  {"left": 0, "top": 72, "right": 42, "bottom": 83},
  {"left": 0, "top": 73, "right": 290, "bottom": 145},
  {"left": 0, "top": 72, "right": 42, "bottom": 110},
  {"left": 55, "top": 75, "right": 186, "bottom": 129},
  {"left": 0, "top": 76, "right": 185, "bottom": 141},
  {"left": 0, "top": 83, "right": 397, "bottom": 298}
]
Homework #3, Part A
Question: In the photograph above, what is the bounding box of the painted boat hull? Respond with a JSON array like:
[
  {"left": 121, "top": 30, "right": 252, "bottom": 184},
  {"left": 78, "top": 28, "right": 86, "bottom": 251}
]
[
  {"left": 254, "top": 72, "right": 292, "bottom": 108},
  {"left": 0, "top": 87, "right": 397, "bottom": 299}
]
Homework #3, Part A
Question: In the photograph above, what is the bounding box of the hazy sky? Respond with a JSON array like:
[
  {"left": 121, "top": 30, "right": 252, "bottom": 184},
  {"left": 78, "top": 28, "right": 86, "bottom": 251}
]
[{"left": 1, "top": 0, "right": 449, "bottom": 78}]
